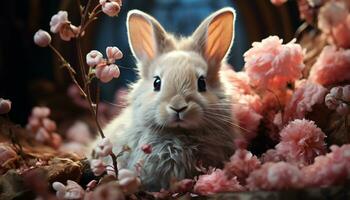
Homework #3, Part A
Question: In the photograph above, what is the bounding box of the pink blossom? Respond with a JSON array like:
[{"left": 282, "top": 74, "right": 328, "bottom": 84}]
[
  {"left": 59, "top": 142, "right": 87, "bottom": 157},
  {"left": 33, "top": 30, "right": 51, "bottom": 47},
  {"left": 27, "top": 106, "right": 62, "bottom": 148},
  {"left": 106, "top": 46, "right": 123, "bottom": 63},
  {"left": 141, "top": 144, "right": 152, "bottom": 154},
  {"left": 65, "top": 121, "right": 93, "bottom": 145},
  {"left": 100, "top": 0, "right": 121, "bottom": 17},
  {"left": 270, "top": 0, "right": 288, "bottom": 6},
  {"left": 52, "top": 180, "right": 85, "bottom": 200},
  {"left": 88, "top": 181, "right": 125, "bottom": 200},
  {"left": 232, "top": 105, "right": 262, "bottom": 140},
  {"left": 49, "top": 11, "right": 79, "bottom": 41},
  {"left": 50, "top": 133, "right": 62, "bottom": 149},
  {"left": 261, "top": 149, "right": 285, "bottom": 163},
  {"left": 95, "top": 64, "right": 120, "bottom": 83},
  {"left": 106, "top": 165, "right": 117, "bottom": 177},
  {"left": 172, "top": 179, "right": 195, "bottom": 193},
  {"left": 219, "top": 67, "right": 263, "bottom": 140},
  {"left": 325, "top": 85, "right": 350, "bottom": 115},
  {"left": 302, "top": 144, "right": 350, "bottom": 187},
  {"left": 331, "top": 15, "right": 350, "bottom": 48},
  {"left": 244, "top": 36, "right": 304, "bottom": 91},
  {"left": 86, "top": 180, "right": 98, "bottom": 192},
  {"left": 318, "top": 1, "right": 350, "bottom": 48},
  {"left": 283, "top": 81, "right": 327, "bottom": 123},
  {"left": 95, "top": 138, "right": 113, "bottom": 157},
  {"left": 233, "top": 138, "right": 248, "bottom": 149},
  {"left": 318, "top": 1, "right": 348, "bottom": 33},
  {"left": 118, "top": 169, "right": 141, "bottom": 194},
  {"left": 35, "top": 128, "right": 50, "bottom": 143},
  {"left": 309, "top": 45, "right": 350, "bottom": 85},
  {"left": 32, "top": 106, "right": 50, "bottom": 118},
  {"left": 0, "top": 98, "right": 11, "bottom": 114},
  {"left": 50, "top": 11, "right": 69, "bottom": 33},
  {"left": 329, "top": 144, "right": 350, "bottom": 176},
  {"left": 276, "top": 119, "right": 326, "bottom": 165},
  {"left": 220, "top": 65, "right": 253, "bottom": 94},
  {"left": 86, "top": 50, "right": 104, "bottom": 67},
  {"left": 224, "top": 149, "right": 261, "bottom": 184},
  {"left": 90, "top": 159, "right": 106, "bottom": 176},
  {"left": 297, "top": 0, "right": 319, "bottom": 23},
  {"left": 59, "top": 24, "right": 80, "bottom": 41},
  {"left": 246, "top": 162, "right": 303, "bottom": 190},
  {"left": 42, "top": 118, "right": 57, "bottom": 132},
  {"left": 193, "top": 169, "right": 244, "bottom": 195}
]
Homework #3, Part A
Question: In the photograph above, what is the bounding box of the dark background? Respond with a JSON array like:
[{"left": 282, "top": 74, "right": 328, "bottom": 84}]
[{"left": 0, "top": 0, "right": 301, "bottom": 125}]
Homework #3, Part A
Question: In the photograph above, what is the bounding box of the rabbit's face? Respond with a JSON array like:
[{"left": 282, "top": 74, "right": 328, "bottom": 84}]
[
  {"left": 127, "top": 8, "right": 235, "bottom": 130},
  {"left": 150, "top": 51, "right": 210, "bottom": 129}
]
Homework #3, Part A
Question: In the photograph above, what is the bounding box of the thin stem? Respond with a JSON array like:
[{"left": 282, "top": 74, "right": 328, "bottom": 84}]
[
  {"left": 76, "top": 0, "right": 119, "bottom": 177},
  {"left": 49, "top": 44, "right": 67, "bottom": 64},
  {"left": 81, "top": 9, "right": 103, "bottom": 34},
  {"left": 49, "top": 44, "right": 87, "bottom": 97},
  {"left": 90, "top": 4, "right": 102, "bottom": 18},
  {"left": 81, "top": 0, "right": 93, "bottom": 27}
]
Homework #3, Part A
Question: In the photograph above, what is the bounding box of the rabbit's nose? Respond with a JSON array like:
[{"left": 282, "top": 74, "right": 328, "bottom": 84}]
[{"left": 169, "top": 105, "right": 188, "bottom": 113}]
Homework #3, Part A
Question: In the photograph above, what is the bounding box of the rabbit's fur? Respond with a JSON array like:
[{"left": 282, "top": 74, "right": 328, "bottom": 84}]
[{"left": 90, "top": 7, "right": 241, "bottom": 191}]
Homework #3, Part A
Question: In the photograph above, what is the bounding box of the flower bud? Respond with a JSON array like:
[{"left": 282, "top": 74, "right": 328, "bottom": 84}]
[{"left": 34, "top": 30, "right": 51, "bottom": 47}]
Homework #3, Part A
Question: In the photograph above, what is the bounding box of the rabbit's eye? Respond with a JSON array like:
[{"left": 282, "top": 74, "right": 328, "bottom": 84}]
[
  {"left": 198, "top": 76, "right": 206, "bottom": 92},
  {"left": 153, "top": 76, "right": 161, "bottom": 91}
]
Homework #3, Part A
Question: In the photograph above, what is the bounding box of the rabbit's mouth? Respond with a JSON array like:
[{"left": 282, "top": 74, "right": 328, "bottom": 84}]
[
  {"left": 168, "top": 113, "right": 187, "bottom": 128},
  {"left": 165, "top": 107, "right": 202, "bottom": 129}
]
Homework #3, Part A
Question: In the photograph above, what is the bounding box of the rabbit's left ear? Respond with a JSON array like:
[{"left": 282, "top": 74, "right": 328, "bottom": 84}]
[{"left": 192, "top": 7, "right": 235, "bottom": 76}]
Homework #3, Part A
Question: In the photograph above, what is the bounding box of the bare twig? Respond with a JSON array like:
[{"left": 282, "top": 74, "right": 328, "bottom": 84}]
[{"left": 49, "top": 44, "right": 87, "bottom": 98}]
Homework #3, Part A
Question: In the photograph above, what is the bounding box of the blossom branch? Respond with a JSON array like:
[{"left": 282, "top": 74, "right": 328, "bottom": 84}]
[{"left": 34, "top": 0, "right": 123, "bottom": 179}]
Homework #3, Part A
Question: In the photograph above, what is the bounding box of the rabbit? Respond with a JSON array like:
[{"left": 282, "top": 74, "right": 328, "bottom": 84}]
[{"left": 90, "top": 7, "right": 241, "bottom": 191}]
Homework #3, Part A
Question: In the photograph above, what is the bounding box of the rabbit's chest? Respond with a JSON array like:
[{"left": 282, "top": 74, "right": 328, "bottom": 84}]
[{"left": 124, "top": 128, "right": 234, "bottom": 190}]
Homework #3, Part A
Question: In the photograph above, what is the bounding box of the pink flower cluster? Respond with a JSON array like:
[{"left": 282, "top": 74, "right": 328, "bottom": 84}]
[
  {"left": 302, "top": 144, "right": 350, "bottom": 187},
  {"left": 283, "top": 81, "right": 327, "bottom": 123},
  {"left": 275, "top": 119, "right": 327, "bottom": 165},
  {"left": 224, "top": 149, "right": 261, "bottom": 184},
  {"left": 244, "top": 36, "right": 304, "bottom": 91},
  {"left": 86, "top": 47, "right": 122, "bottom": 83},
  {"left": 90, "top": 138, "right": 114, "bottom": 176},
  {"left": 246, "top": 162, "right": 303, "bottom": 190},
  {"left": 220, "top": 65, "right": 263, "bottom": 140},
  {"left": 325, "top": 85, "right": 350, "bottom": 115},
  {"left": 53, "top": 168, "right": 140, "bottom": 199},
  {"left": 318, "top": 0, "right": 350, "bottom": 48},
  {"left": 309, "top": 45, "right": 350, "bottom": 85},
  {"left": 193, "top": 169, "right": 244, "bottom": 195},
  {"left": 26, "top": 107, "right": 62, "bottom": 149},
  {"left": 193, "top": 32, "right": 350, "bottom": 195}
]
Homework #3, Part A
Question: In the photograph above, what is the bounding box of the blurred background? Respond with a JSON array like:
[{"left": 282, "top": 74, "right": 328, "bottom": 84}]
[{"left": 0, "top": 0, "right": 301, "bottom": 126}]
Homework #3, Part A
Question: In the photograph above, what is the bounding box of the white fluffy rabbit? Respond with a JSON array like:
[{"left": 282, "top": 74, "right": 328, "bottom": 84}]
[{"left": 90, "top": 7, "right": 241, "bottom": 191}]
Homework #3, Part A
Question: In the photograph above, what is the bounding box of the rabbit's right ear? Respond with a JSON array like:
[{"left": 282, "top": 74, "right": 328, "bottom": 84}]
[{"left": 127, "top": 10, "right": 172, "bottom": 66}]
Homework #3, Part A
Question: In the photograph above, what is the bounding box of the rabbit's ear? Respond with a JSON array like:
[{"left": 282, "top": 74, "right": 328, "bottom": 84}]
[
  {"left": 127, "top": 10, "right": 171, "bottom": 64},
  {"left": 192, "top": 7, "right": 235, "bottom": 76}
]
